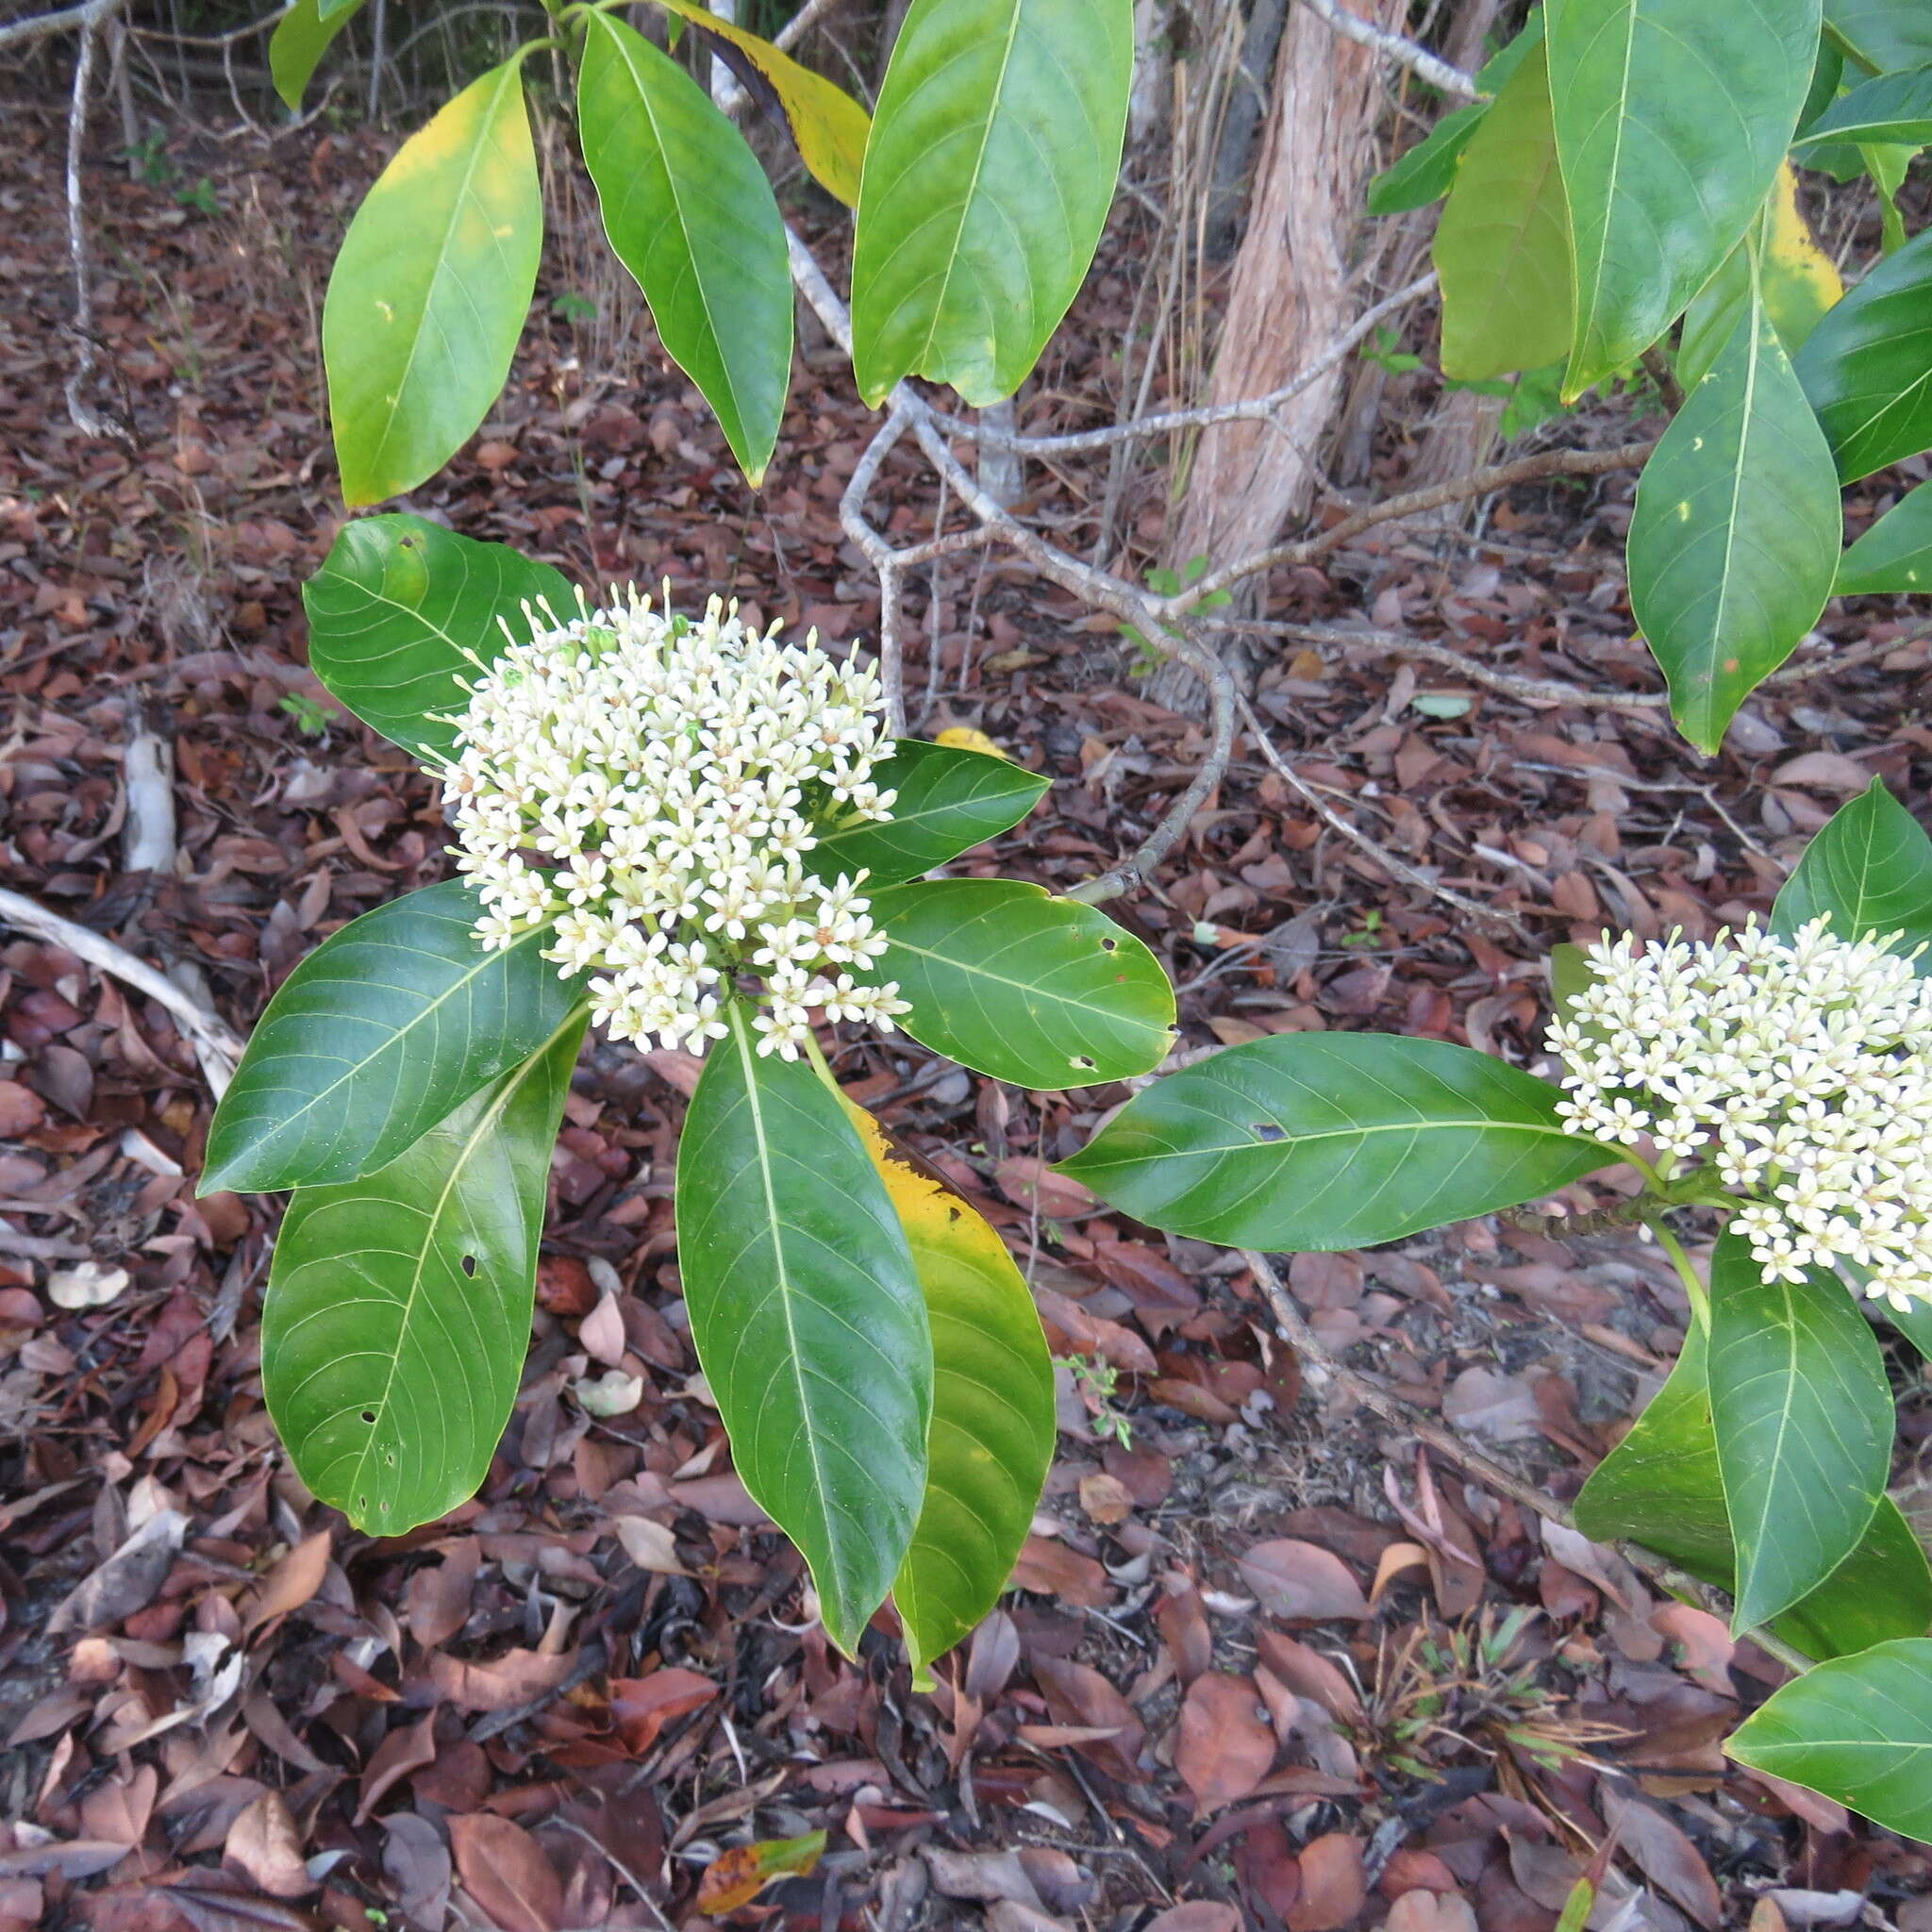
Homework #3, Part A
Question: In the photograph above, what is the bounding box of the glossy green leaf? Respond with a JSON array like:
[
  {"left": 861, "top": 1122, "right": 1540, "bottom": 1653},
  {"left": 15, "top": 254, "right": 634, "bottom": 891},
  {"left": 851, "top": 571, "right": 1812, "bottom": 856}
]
[
  {"left": 1369, "top": 17, "right": 1545, "bottom": 216},
  {"left": 649, "top": 0, "right": 870, "bottom": 206},
  {"left": 1887, "top": 1296, "right": 1932, "bottom": 1363},
  {"left": 1545, "top": 0, "right": 1820, "bottom": 395},
  {"left": 1573, "top": 1321, "right": 1932, "bottom": 1659},
  {"left": 304, "top": 514, "right": 571, "bottom": 763},
  {"left": 1707, "top": 1232, "right": 1895, "bottom": 1631},
  {"left": 675, "top": 1005, "right": 930, "bottom": 1654},
  {"left": 262, "top": 1012, "right": 584, "bottom": 1535},
  {"left": 577, "top": 14, "right": 791, "bottom": 485},
  {"left": 1057, "top": 1034, "right": 1616, "bottom": 1251},
  {"left": 1795, "top": 61, "right": 1932, "bottom": 142},
  {"left": 1433, "top": 40, "right": 1574, "bottom": 381},
  {"left": 1838, "top": 477, "right": 1932, "bottom": 592},
  {"left": 1729, "top": 1639, "right": 1932, "bottom": 1844},
  {"left": 203, "top": 882, "right": 581, "bottom": 1195},
  {"left": 863, "top": 879, "right": 1174, "bottom": 1090},
  {"left": 808, "top": 739, "right": 1049, "bottom": 888},
  {"left": 1772, "top": 777, "right": 1932, "bottom": 960},
  {"left": 1794, "top": 225, "right": 1932, "bottom": 480},
  {"left": 1827, "top": 0, "right": 1932, "bottom": 73},
  {"left": 269, "top": 0, "right": 367, "bottom": 111},
  {"left": 850, "top": 0, "right": 1134, "bottom": 407},
  {"left": 323, "top": 61, "right": 541, "bottom": 506},
  {"left": 1627, "top": 297, "right": 1842, "bottom": 754},
  {"left": 841, "top": 1102, "right": 1052, "bottom": 1679}
]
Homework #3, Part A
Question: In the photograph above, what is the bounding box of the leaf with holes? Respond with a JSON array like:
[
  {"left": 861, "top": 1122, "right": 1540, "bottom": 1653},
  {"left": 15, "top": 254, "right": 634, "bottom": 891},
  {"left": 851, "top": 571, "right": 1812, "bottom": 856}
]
[
  {"left": 851, "top": 0, "right": 1135, "bottom": 406},
  {"left": 1773, "top": 777, "right": 1932, "bottom": 961},
  {"left": 324, "top": 60, "right": 541, "bottom": 505},
  {"left": 808, "top": 739, "right": 1049, "bottom": 888},
  {"left": 202, "top": 882, "right": 581, "bottom": 1195},
  {"left": 269, "top": 0, "right": 367, "bottom": 110},
  {"left": 1433, "top": 36, "right": 1574, "bottom": 379},
  {"left": 261, "top": 1012, "right": 584, "bottom": 1536},
  {"left": 1728, "top": 1639, "right": 1932, "bottom": 1843},
  {"left": 578, "top": 12, "right": 791, "bottom": 484},
  {"left": 675, "top": 1004, "right": 930, "bottom": 1654},
  {"left": 1057, "top": 1034, "right": 1616, "bottom": 1250},
  {"left": 1627, "top": 294, "right": 1841, "bottom": 754},
  {"left": 1544, "top": 0, "right": 1819, "bottom": 396},
  {"left": 1707, "top": 1232, "right": 1894, "bottom": 1631},
  {"left": 861, "top": 878, "right": 1174, "bottom": 1089},
  {"left": 1838, "top": 478, "right": 1932, "bottom": 594},
  {"left": 840, "top": 1101, "right": 1053, "bottom": 1681},
  {"left": 304, "top": 514, "right": 571, "bottom": 763},
  {"left": 1795, "top": 226, "right": 1932, "bottom": 481},
  {"left": 649, "top": 0, "right": 870, "bottom": 205},
  {"left": 1574, "top": 1318, "right": 1931, "bottom": 1659}
]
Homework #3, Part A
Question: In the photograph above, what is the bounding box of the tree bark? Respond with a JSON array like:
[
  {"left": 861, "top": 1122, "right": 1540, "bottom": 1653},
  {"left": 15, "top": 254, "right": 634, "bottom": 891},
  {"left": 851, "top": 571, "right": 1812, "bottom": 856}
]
[{"left": 1164, "top": 0, "right": 1405, "bottom": 633}]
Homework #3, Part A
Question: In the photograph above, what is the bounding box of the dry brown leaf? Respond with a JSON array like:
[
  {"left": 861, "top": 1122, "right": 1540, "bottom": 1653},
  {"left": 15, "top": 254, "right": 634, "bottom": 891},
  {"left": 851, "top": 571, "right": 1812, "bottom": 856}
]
[
  {"left": 404, "top": 1539, "right": 480, "bottom": 1651},
  {"left": 356, "top": 1711, "right": 438, "bottom": 1824},
  {"left": 223, "top": 1791, "right": 313, "bottom": 1900},
  {"left": 449, "top": 1813, "right": 565, "bottom": 1932},
  {"left": 1174, "top": 1673, "right": 1275, "bottom": 1817},
  {"left": 1077, "top": 1472, "right": 1135, "bottom": 1524},
  {"left": 608, "top": 1667, "right": 717, "bottom": 1756},
  {"left": 1141, "top": 1907, "right": 1241, "bottom": 1932},
  {"left": 1255, "top": 1629, "right": 1365, "bottom": 1727},
  {"left": 428, "top": 1646, "right": 577, "bottom": 1714},
  {"left": 1385, "top": 1890, "right": 1478, "bottom": 1932},
  {"left": 1286, "top": 1832, "right": 1365, "bottom": 1932},
  {"left": 1238, "top": 1540, "right": 1369, "bottom": 1622},
  {"left": 1603, "top": 1788, "right": 1723, "bottom": 1930},
  {"left": 242, "top": 1530, "right": 330, "bottom": 1635}
]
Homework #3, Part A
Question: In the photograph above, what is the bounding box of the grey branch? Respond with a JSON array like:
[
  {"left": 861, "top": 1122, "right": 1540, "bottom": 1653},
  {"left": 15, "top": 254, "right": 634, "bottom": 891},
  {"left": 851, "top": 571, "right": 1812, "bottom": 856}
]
[
  {"left": 0, "top": 888, "right": 242, "bottom": 1095},
  {"left": 0, "top": 0, "right": 119, "bottom": 51},
  {"left": 1297, "top": 0, "right": 1477, "bottom": 99}
]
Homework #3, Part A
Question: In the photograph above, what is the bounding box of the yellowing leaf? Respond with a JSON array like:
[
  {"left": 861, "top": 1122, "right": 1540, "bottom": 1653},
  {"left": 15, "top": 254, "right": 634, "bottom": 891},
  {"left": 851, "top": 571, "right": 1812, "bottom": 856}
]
[
  {"left": 1760, "top": 160, "right": 1842, "bottom": 349},
  {"left": 696, "top": 1831, "right": 826, "bottom": 1913},
  {"left": 650, "top": 0, "right": 870, "bottom": 206},
  {"left": 934, "top": 724, "right": 1008, "bottom": 760},
  {"left": 840, "top": 1099, "right": 1054, "bottom": 1681}
]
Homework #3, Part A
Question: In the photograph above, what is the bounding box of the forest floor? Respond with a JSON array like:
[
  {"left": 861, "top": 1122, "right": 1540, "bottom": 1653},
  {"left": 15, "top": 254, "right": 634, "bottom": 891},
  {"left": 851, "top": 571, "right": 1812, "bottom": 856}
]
[{"left": 4, "top": 96, "right": 1932, "bottom": 1932}]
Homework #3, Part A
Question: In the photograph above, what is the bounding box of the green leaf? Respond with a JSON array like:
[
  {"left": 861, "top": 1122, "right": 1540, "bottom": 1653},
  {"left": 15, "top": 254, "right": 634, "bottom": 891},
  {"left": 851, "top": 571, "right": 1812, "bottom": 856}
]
[
  {"left": 262, "top": 1011, "right": 584, "bottom": 1536},
  {"left": 269, "top": 0, "right": 367, "bottom": 111},
  {"left": 1839, "top": 477, "right": 1932, "bottom": 592},
  {"left": 675, "top": 1005, "right": 931, "bottom": 1654},
  {"left": 808, "top": 739, "right": 1049, "bottom": 888},
  {"left": 1574, "top": 1318, "right": 1931, "bottom": 1658},
  {"left": 1827, "top": 0, "right": 1932, "bottom": 73},
  {"left": 304, "top": 514, "right": 572, "bottom": 763},
  {"left": 1794, "top": 225, "right": 1932, "bottom": 481},
  {"left": 850, "top": 0, "right": 1135, "bottom": 407},
  {"left": 1545, "top": 0, "right": 1820, "bottom": 396},
  {"left": 1627, "top": 296, "right": 1842, "bottom": 754},
  {"left": 1795, "top": 61, "right": 1932, "bottom": 142},
  {"left": 1772, "top": 777, "right": 1932, "bottom": 959},
  {"left": 1887, "top": 1296, "right": 1932, "bottom": 1363},
  {"left": 1433, "top": 39, "right": 1574, "bottom": 381},
  {"left": 323, "top": 60, "right": 541, "bottom": 506},
  {"left": 863, "top": 878, "right": 1174, "bottom": 1090},
  {"left": 1057, "top": 1034, "right": 1615, "bottom": 1251},
  {"left": 577, "top": 14, "right": 792, "bottom": 485},
  {"left": 1728, "top": 1639, "right": 1932, "bottom": 1844},
  {"left": 1707, "top": 1232, "right": 1895, "bottom": 1631},
  {"left": 841, "top": 1102, "right": 1053, "bottom": 1679},
  {"left": 1368, "top": 16, "right": 1545, "bottom": 216},
  {"left": 202, "top": 882, "right": 582, "bottom": 1195},
  {"left": 648, "top": 0, "right": 871, "bottom": 206}
]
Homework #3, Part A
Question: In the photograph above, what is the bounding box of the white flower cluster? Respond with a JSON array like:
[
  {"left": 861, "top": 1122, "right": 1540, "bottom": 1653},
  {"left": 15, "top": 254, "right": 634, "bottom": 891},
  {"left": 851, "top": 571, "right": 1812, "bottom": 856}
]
[
  {"left": 1548, "top": 918, "right": 1932, "bottom": 1310},
  {"left": 438, "top": 588, "right": 911, "bottom": 1059}
]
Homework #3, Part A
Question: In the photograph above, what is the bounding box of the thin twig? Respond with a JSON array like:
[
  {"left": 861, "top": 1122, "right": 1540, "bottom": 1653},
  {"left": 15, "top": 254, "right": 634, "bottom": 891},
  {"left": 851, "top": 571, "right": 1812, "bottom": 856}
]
[
  {"left": 1297, "top": 0, "right": 1478, "bottom": 99},
  {"left": 63, "top": 0, "right": 130, "bottom": 441},
  {"left": 929, "top": 275, "right": 1439, "bottom": 457},
  {"left": 0, "top": 0, "right": 117, "bottom": 51},
  {"left": 1241, "top": 1251, "right": 1812, "bottom": 1676},
  {"left": 0, "top": 887, "right": 242, "bottom": 1095},
  {"left": 1166, "top": 441, "right": 1657, "bottom": 613},
  {"left": 1237, "top": 693, "right": 1536, "bottom": 942}
]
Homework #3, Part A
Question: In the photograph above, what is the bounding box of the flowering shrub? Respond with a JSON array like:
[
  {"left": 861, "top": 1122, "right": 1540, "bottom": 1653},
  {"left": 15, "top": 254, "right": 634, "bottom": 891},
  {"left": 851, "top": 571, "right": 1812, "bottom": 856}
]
[
  {"left": 1062, "top": 780, "right": 1932, "bottom": 1844},
  {"left": 202, "top": 517, "right": 1176, "bottom": 1670}
]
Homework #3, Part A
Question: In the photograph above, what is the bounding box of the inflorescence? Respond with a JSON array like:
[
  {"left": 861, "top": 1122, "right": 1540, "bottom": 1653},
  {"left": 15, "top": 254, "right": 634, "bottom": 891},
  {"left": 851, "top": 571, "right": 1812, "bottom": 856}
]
[
  {"left": 1548, "top": 918, "right": 1932, "bottom": 1310},
  {"left": 436, "top": 589, "right": 910, "bottom": 1060}
]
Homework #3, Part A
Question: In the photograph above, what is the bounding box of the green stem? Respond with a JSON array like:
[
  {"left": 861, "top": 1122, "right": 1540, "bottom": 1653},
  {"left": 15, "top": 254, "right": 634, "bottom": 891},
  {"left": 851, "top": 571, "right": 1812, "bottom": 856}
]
[
  {"left": 800, "top": 1026, "right": 843, "bottom": 1101},
  {"left": 1648, "top": 1214, "right": 1710, "bottom": 1334}
]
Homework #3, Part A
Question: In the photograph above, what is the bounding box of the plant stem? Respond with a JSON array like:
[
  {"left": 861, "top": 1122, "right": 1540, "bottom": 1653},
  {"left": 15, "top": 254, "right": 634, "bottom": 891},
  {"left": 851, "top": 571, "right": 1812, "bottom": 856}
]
[{"left": 1647, "top": 1215, "right": 1710, "bottom": 1334}]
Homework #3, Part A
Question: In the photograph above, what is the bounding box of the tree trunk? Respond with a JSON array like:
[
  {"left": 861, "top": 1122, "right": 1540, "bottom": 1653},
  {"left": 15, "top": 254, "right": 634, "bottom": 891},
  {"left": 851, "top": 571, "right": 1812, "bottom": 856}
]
[{"left": 1154, "top": 0, "right": 1404, "bottom": 708}]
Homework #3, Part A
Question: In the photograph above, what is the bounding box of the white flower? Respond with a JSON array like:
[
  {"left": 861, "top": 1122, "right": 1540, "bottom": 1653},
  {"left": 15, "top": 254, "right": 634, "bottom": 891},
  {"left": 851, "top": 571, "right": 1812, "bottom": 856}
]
[
  {"left": 435, "top": 589, "right": 907, "bottom": 1058},
  {"left": 1547, "top": 917, "right": 1932, "bottom": 1309}
]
